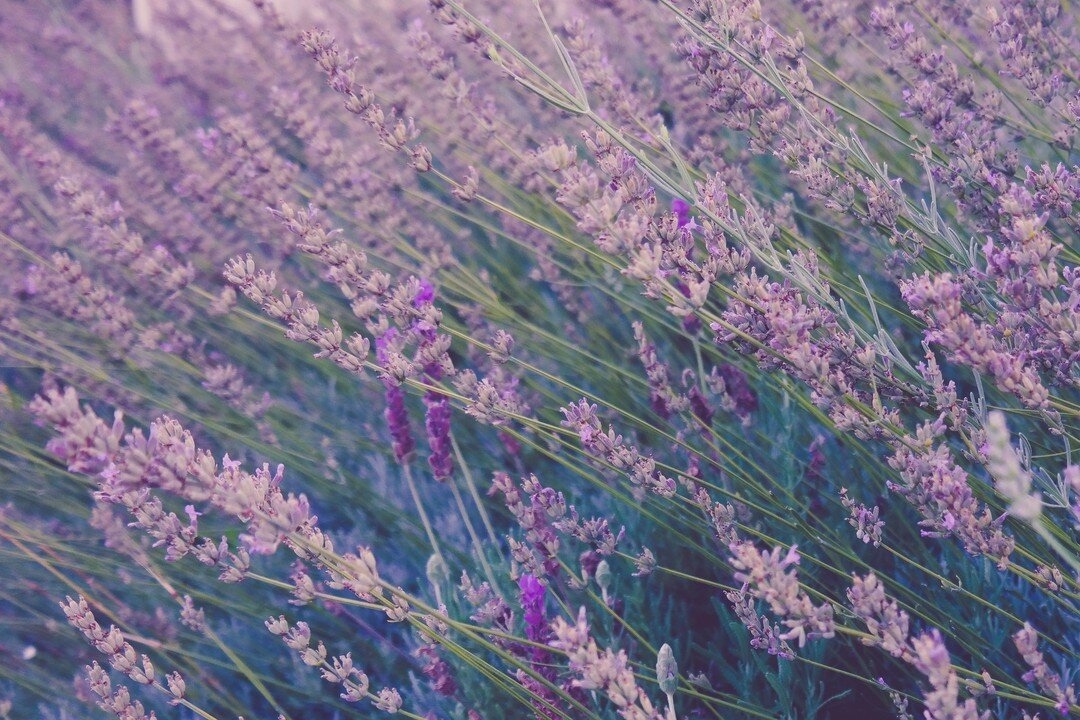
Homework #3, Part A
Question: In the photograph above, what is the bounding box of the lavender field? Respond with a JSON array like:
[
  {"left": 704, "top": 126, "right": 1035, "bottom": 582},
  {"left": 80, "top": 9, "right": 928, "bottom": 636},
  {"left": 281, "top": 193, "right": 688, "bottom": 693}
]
[{"left": 0, "top": 0, "right": 1078, "bottom": 718}]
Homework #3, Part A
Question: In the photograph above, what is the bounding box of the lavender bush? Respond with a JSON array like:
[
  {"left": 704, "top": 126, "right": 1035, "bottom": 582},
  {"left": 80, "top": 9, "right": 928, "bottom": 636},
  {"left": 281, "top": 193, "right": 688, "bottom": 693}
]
[{"left": 0, "top": 0, "right": 1077, "bottom": 717}]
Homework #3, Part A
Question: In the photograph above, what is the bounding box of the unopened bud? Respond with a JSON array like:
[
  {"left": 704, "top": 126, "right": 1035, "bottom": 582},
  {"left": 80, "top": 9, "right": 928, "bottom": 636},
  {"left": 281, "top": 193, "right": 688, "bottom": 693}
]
[
  {"left": 594, "top": 559, "right": 612, "bottom": 595},
  {"left": 426, "top": 553, "right": 450, "bottom": 588},
  {"left": 657, "top": 643, "right": 678, "bottom": 696}
]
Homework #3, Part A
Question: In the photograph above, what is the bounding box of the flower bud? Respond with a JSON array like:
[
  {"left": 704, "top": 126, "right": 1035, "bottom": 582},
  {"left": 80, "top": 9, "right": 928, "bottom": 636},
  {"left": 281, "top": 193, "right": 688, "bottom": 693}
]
[
  {"left": 656, "top": 643, "right": 678, "bottom": 696},
  {"left": 426, "top": 553, "right": 450, "bottom": 589},
  {"left": 594, "top": 559, "right": 612, "bottom": 595}
]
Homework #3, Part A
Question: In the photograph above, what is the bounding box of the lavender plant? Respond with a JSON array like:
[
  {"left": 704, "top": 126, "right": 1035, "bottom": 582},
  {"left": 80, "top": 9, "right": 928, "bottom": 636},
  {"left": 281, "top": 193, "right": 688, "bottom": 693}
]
[{"left": 0, "top": 0, "right": 1078, "bottom": 718}]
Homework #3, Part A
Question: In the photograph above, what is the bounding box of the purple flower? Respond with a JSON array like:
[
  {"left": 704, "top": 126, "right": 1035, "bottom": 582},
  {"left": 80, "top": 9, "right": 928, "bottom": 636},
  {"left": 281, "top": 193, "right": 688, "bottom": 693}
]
[
  {"left": 519, "top": 574, "right": 547, "bottom": 642},
  {"left": 672, "top": 198, "right": 692, "bottom": 227},
  {"left": 717, "top": 363, "right": 758, "bottom": 416},
  {"left": 384, "top": 386, "right": 415, "bottom": 464},
  {"left": 414, "top": 278, "right": 436, "bottom": 307},
  {"left": 424, "top": 393, "right": 453, "bottom": 480}
]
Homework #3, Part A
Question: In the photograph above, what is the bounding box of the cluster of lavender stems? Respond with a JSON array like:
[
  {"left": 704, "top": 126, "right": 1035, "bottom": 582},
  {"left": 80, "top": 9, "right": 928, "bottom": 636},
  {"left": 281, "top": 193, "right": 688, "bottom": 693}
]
[{"left": 0, "top": 0, "right": 1078, "bottom": 719}]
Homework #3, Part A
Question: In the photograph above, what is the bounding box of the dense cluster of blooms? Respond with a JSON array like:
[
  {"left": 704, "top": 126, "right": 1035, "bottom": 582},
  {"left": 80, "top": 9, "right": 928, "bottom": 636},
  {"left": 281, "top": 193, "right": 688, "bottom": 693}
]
[{"left": 0, "top": 0, "right": 1077, "bottom": 719}]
